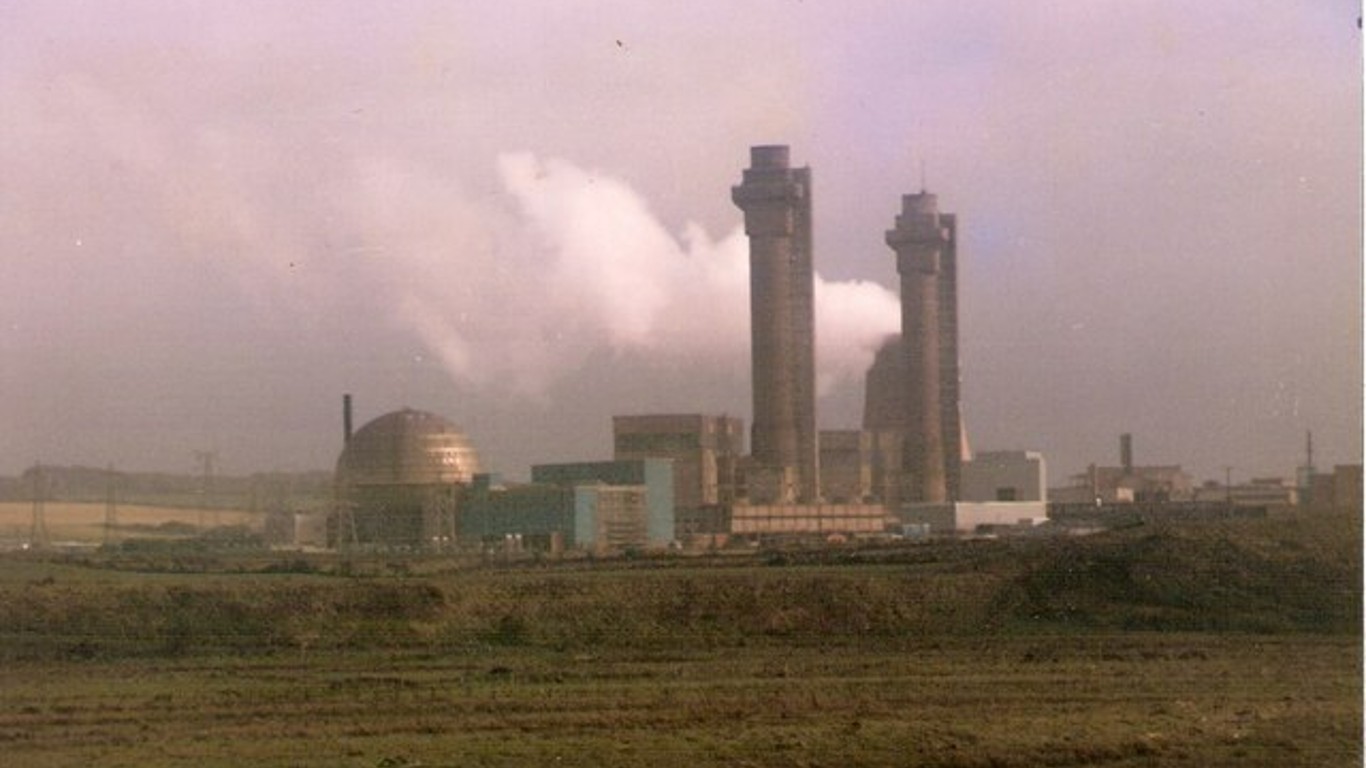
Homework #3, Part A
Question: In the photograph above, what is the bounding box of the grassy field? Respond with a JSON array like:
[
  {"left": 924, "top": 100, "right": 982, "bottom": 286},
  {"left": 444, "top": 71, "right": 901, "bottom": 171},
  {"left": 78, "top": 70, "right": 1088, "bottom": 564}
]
[
  {"left": 0, "top": 512, "right": 1358, "bottom": 766},
  {"left": 0, "top": 502, "right": 259, "bottom": 546}
]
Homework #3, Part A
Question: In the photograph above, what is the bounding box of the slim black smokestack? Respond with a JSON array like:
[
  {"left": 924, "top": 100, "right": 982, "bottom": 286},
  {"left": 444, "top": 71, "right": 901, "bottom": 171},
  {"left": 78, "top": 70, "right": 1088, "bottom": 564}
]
[
  {"left": 343, "top": 394, "right": 353, "bottom": 446},
  {"left": 1120, "top": 433, "right": 1133, "bottom": 474}
]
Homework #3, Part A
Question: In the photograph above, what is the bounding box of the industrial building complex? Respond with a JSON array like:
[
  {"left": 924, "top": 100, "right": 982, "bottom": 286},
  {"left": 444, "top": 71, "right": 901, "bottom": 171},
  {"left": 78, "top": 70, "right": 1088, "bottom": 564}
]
[{"left": 289, "top": 145, "right": 1349, "bottom": 555}]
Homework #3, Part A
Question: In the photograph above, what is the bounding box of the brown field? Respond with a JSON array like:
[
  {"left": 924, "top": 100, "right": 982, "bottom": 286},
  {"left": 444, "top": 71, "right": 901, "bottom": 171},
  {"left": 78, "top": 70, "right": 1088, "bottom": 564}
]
[
  {"left": 0, "top": 502, "right": 260, "bottom": 546},
  {"left": 0, "top": 512, "right": 1358, "bottom": 766},
  {"left": 0, "top": 634, "right": 1357, "bottom": 767}
]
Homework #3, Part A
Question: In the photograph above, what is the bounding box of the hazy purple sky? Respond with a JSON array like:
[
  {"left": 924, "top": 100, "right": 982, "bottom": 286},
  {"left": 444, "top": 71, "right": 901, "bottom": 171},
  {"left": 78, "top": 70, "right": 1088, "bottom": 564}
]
[{"left": 2, "top": 1, "right": 1360, "bottom": 484}]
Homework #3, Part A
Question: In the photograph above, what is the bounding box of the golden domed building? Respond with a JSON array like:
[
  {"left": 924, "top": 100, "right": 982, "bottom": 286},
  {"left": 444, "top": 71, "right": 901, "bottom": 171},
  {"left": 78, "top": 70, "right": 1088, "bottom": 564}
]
[{"left": 334, "top": 408, "right": 482, "bottom": 549}]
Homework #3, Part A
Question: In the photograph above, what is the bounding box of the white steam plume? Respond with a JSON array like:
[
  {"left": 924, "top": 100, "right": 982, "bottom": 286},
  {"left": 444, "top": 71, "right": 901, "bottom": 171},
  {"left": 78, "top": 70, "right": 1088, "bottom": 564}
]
[{"left": 423, "top": 151, "right": 901, "bottom": 400}]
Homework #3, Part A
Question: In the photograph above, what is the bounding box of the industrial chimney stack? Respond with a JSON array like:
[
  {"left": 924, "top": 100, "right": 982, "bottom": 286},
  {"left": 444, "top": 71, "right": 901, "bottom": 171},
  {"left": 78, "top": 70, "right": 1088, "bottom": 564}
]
[
  {"left": 732, "top": 145, "right": 819, "bottom": 503},
  {"left": 886, "top": 192, "right": 951, "bottom": 503}
]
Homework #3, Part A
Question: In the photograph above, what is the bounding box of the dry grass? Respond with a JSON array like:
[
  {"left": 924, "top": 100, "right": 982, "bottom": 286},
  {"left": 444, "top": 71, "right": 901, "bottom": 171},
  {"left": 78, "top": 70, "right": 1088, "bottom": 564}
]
[{"left": 0, "top": 635, "right": 1357, "bottom": 767}]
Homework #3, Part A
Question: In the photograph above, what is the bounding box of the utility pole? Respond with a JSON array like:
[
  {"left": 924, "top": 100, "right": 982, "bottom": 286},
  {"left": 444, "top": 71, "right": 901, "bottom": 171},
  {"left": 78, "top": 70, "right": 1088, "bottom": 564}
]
[{"left": 1224, "top": 466, "right": 1233, "bottom": 507}]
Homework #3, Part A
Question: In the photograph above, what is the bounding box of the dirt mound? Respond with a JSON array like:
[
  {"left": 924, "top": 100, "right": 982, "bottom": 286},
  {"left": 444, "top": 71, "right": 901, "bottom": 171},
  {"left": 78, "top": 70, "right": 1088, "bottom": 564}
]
[{"left": 998, "top": 516, "right": 1361, "bottom": 633}]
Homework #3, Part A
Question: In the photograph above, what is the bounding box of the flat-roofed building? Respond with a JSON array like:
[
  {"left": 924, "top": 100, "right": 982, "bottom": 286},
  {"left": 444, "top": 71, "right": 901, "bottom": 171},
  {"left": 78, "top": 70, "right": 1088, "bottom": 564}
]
[
  {"left": 532, "top": 459, "right": 675, "bottom": 548},
  {"left": 961, "top": 450, "right": 1047, "bottom": 503},
  {"left": 613, "top": 413, "right": 743, "bottom": 516}
]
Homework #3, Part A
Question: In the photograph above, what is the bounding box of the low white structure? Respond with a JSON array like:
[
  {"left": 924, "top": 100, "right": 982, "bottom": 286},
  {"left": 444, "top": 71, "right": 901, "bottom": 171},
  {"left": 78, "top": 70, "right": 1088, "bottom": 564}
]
[{"left": 899, "top": 501, "right": 1048, "bottom": 535}]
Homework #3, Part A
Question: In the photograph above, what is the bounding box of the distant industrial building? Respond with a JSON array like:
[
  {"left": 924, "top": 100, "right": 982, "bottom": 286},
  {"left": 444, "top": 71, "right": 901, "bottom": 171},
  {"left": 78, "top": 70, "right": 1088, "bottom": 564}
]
[
  {"left": 461, "top": 459, "right": 674, "bottom": 556},
  {"left": 459, "top": 459, "right": 675, "bottom": 555},
  {"left": 1301, "top": 464, "right": 1362, "bottom": 515},
  {"left": 898, "top": 501, "right": 1048, "bottom": 536},
  {"left": 901, "top": 452, "right": 1047, "bottom": 534},
  {"left": 960, "top": 450, "right": 1047, "bottom": 503},
  {"left": 1051, "top": 435, "right": 1194, "bottom": 504},
  {"left": 1192, "top": 476, "right": 1299, "bottom": 510},
  {"left": 731, "top": 502, "right": 889, "bottom": 538},
  {"left": 613, "top": 414, "right": 742, "bottom": 510},
  {"left": 531, "top": 459, "right": 675, "bottom": 549},
  {"left": 326, "top": 398, "right": 675, "bottom": 555},
  {"left": 460, "top": 475, "right": 573, "bottom": 552}
]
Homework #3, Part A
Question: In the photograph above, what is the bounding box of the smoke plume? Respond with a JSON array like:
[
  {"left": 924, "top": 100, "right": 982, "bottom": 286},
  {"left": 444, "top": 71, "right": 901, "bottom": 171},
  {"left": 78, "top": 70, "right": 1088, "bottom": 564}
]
[{"left": 376, "top": 151, "right": 900, "bottom": 402}]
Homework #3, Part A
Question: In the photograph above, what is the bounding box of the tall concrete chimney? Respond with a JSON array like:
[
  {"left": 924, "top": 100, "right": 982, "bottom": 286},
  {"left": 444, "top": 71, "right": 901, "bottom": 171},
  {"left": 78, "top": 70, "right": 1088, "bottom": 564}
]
[
  {"left": 886, "top": 192, "right": 950, "bottom": 503},
  {"left": 1120, "top": 433, "right": 1133, "bottom": 474},
  {"left": 343, "top": 394, "right": 354, "bottom": 447},
  {"left": 732, "top": 145, "right": 819, "bottom": 503}
]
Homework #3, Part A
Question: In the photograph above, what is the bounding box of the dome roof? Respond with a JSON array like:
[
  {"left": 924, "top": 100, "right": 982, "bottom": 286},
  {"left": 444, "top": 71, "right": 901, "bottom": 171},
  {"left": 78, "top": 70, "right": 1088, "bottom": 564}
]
[{"left": 337, "top": 408, "right": 482, "bottom": 487}]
